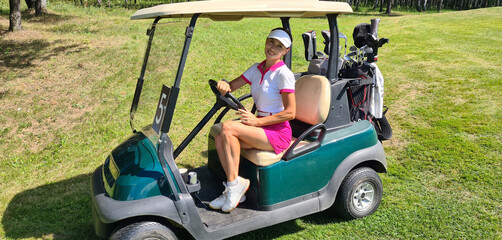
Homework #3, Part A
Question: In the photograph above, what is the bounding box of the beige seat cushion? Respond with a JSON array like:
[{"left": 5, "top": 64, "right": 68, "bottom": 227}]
[
  {"left": 241, "top": 139, "right": 309, "bottom": 166},
  {"left": 294, "top": 75, "right": 331, "bottom": 125}
]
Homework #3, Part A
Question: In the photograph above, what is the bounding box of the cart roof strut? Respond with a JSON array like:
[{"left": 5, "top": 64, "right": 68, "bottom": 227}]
[{"left": 131, "top": 0, "right": 353, "bottom": 20}]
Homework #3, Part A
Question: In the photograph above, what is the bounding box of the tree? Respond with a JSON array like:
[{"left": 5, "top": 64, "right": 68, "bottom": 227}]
[
  {"left": 438, "top": 0, "right": 443, "bottom": 12},
  {"left": 422, "top": 0, "right": 428, "bottom": 11},
  {"left": 9, "top": 0, "right": 22, "bottom": 31},
  {"left": 25, "top": 0, "right": 35, "bottom": 9},
  {"left": 416, "top": 0, "right": 422, "bottom": 11},
  {"left": 35, "top": 0, "right": 47, "bottom": 16},
  {"left": 386, "top": 0, "right": 392, "bottom": 14},
  {"left": 373, "top": 0, "right": 379, "bottom": 10}
]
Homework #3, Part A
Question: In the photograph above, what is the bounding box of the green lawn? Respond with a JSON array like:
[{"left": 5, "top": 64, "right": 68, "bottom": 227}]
[{"left": 0, "top": 3, "right": 501, "bottom": 239}]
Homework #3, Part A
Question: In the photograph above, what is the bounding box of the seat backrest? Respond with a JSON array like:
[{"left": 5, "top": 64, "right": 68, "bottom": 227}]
[{"left": 294, "top": 75, "right": 331, "bottom": 125}]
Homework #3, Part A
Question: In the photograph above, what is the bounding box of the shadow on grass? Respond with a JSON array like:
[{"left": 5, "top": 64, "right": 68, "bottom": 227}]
[
  {"left": 0, "top": 38, "right": 86, "bottom": 69},
  {"left": 0, "top": 9, "right": 73, "bottom": 24},
  {"left": 23, "top": 10, "right": 75, "bottom": 24},
  {"left": 2, "top": 174, "right": 96, "bottom": 240}
]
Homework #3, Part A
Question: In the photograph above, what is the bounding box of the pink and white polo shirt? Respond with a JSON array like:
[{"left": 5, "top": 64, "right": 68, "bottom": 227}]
[{"left": 240, "top": 60, "right": 295, "bottom": 115}]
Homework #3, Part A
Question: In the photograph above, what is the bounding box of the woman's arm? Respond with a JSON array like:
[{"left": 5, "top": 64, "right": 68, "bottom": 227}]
[{"left": 217, "top": 76, "right": 247, "bottom": 95}]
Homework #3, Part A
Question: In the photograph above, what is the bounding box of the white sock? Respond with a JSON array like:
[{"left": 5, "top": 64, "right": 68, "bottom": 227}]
[{"left": 227, "top": 177, "right": 239, "bottom": 187}]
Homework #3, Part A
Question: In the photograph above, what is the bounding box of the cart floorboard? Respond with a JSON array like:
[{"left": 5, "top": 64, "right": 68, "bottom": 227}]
[{"left": 192, "top": 167, "right": 263, "bottom": 231}]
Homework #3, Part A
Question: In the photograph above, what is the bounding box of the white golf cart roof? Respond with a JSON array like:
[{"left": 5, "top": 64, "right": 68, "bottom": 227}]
[{"left": 131, "top": 0, "right": 353, "bottom": 20}]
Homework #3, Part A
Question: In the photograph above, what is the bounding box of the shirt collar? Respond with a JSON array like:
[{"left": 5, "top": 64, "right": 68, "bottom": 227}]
[{"left": 257, "top": 60, "right": 285, "bottom": 73}]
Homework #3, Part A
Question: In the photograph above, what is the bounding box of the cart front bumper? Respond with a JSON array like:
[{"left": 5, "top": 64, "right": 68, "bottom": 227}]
[{"left": 90, "top": 165, "right": 182, "bottom": 239}]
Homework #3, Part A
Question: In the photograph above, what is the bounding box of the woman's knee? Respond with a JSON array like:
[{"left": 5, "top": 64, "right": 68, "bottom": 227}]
[
  {"left": 214, "top": 134, "right": 222, "bottom": 147},
  {"left": 221, "top": 120, "right": 238, "bottom": 136}
]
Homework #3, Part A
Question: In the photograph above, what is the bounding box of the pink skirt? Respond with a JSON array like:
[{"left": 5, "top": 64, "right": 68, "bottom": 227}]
[{"left": 261, "top": 121, "right": 292, "bottom": 154}]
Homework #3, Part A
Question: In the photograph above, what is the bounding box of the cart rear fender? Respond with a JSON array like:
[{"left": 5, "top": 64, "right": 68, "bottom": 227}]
[{"left": 318, "top": 141, "right": 386, "bottom": 210}]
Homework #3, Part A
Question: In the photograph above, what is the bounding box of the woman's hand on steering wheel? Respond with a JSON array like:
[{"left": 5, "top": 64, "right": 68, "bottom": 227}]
[
  {"left": 216, "top": 80, "right": 231, "bottom": 95},
  {"left": 208, "top": 79, "right": 245, "bottom": 111}
]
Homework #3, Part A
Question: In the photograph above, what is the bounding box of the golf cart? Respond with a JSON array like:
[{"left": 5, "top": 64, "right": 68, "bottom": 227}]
[{"left": 90, "top": 0, "right": 390, "bottom": 239}]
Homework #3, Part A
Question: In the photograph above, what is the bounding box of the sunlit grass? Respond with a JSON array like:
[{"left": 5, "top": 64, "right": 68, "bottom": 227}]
[{"left": 0, "top": 2, "right": 501, "bottom": 239}]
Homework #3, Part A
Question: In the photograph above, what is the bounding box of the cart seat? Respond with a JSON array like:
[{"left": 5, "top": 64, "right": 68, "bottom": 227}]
[{"left": 209, "top": 74, "right": 331, "bottom": 166}]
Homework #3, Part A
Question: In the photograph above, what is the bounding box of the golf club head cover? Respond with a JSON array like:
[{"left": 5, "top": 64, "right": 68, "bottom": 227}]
[
  {"left": 302, "top": 31, "right": 317, "bottom": 61},
  {"left": 352, "top": 23, "right": 371, "bottom": 48},
  {"left": 321, "top": 30, "right": 331, "bottom": 55}
]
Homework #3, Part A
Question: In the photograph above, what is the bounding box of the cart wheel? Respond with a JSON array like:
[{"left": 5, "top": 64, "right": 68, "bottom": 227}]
[
  {"left": 376, "top": 114, "right": 392, "bottom": 141},
  {"left": 110, "top": 221, "right": 178, "bottom": 240},
  {"left": 334, "top": 167, "right": 382, "bottom": 220}
]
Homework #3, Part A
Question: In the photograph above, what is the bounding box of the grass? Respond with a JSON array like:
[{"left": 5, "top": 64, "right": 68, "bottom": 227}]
[{"left": 1, "top": 2, "right": 501, "bottom": 239}]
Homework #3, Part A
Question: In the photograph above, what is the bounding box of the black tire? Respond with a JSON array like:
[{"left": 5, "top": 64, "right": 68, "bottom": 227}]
[
  {"left": 376, "top": 114, "right": 392, "bottom": 140},
  {"left": 110, "top": 221, "right": 178, "bottom": 240},
  {"left": 334, "top": 167, "right": 383, "bottom": 220}
]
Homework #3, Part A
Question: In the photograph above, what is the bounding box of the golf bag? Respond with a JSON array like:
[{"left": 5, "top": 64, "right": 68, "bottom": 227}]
[{"left": 339, "top": 64, "right": 392, "bottom": 141}]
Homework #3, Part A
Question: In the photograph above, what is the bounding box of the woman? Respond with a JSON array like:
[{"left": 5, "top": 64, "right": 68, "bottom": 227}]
[{"left": 210, "top": 28, "right": 296, "bottom": 213}]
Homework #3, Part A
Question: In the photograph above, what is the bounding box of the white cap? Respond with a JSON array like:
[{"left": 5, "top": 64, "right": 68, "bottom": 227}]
[{"left": 267, "top": 29, "right": 292, "bottom": 48}]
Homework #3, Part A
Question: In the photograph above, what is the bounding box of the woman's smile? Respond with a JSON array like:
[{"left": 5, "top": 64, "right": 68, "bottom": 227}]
[{"left": 265, "top": 38, "right": 288, "bottom": 60}]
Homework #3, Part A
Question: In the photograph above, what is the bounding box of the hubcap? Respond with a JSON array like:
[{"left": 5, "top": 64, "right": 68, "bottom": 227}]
[{"left": 352, "top": 182, "right": 375, "bottom": 211}]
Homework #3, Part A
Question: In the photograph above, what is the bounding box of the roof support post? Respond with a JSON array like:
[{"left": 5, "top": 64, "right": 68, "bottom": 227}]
[
  {"left": 160, "top": 13, "right": 200, "bottom": 134},
  {"left": 326, "top": 14, "right": 340, "bottom": 83},
  {"left": 324, "top": 14, "right": 352, "bottom": 131},
  {"left": 130, "top": 17, "right": 162, "bottom": 132},
  {"left": 281, "top": 17, "right": 292, "bottom": 69},
  {"left": 174, "top": 13, "right": 200, "bottom": 88}
]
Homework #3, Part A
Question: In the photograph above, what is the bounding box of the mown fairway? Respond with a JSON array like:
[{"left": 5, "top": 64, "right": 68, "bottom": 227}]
[{"left": 0, "top": 3, "right": 500, "bottom": 239}]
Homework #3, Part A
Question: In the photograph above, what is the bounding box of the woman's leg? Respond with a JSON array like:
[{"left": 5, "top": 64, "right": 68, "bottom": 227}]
[
  {"left": 212, "top": 120, "right": 273, "bottom": 212},
  {"left": 214, "top": 134, "right": 229, "bottom": 178},
  {"left": 217, "top": 120, "right": 273, "bottom": 181}
]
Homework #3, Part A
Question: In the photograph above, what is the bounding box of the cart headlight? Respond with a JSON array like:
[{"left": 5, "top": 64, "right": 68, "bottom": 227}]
[{"left": 102, "top": 155, "right": 119, "bottom": 196}]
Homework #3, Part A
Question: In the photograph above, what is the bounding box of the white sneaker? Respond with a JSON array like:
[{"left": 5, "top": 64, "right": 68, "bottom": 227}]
[
  {"left": 209, "top": 182, "right": 246, "bottom": 210},
  {"left": 222, "top": 177, "right": 250, "bottom": 213}
]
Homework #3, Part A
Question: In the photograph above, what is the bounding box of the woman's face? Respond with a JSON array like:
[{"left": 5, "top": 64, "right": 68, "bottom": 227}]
[{"left": 264, "top": 38, "right": 289, "bottom": 61}]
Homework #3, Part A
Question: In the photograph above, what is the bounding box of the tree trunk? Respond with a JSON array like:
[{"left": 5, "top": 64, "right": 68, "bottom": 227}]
[
  {"left": 36, "top": 0, "right": 41, "bottom": 16},
  {"left": 380, "top": 0, "right": 384, "bottom": 11},
  {"left": 9, "top": 0, "right": 22, "bottom": 31},
  {"left": 437, "top": 0, "right": 443, "bottom": 11},
  {"left": 25, "top": 0, "right": 34, "bottom": 8},
  {"left": 386, "top": 0, "right": 392, "bottom": 14},
  {"left": 422, "top": 0, "right": 427, "bottom": 11},
  {"left": 416, "top": 0, "right": 422, "bottom": 11},
  {"left": 35, "top": 0, "right": 46, "bottom": 16}
]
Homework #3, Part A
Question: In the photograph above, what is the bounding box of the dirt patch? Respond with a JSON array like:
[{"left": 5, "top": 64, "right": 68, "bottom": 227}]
[
  {"left": 383, "top": 81, "right": 425, "bottom": 150},
  {"left": 1, "top": 27, "right": 46, "bottom": 40},
  {"left": 0, "top": 17, "right": 99, "bottom": 153}
]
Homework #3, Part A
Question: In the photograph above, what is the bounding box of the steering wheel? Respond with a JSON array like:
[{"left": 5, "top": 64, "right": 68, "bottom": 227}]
[{"left": 208, "top": 79, "right": 245, "bottom": 110}]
